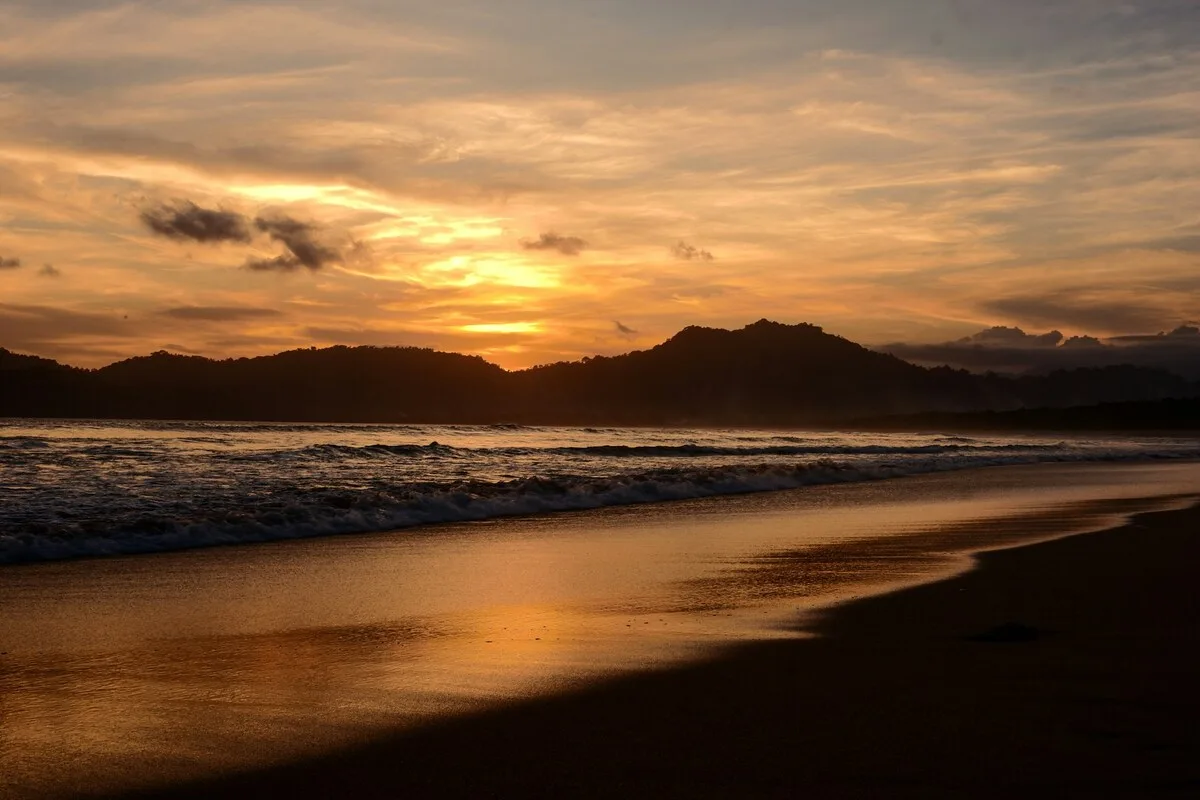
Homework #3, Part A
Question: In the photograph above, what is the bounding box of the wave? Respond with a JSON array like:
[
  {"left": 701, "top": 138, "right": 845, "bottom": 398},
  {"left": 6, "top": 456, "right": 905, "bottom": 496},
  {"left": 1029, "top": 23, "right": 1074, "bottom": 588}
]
[
  {"left": 120, "top": 421, "right": 426, "bottom": 435},
  {"left": 234, "top": 442, "right": 462, "bottom": 461},
  {"left": 4, "top": 449, "right": 1197, "bottom": 565},
  {"left": 0, "top": 437, "right": 52, "bottom": 450},
  {"left": 233, "top": 440, "right": 1063, "bottom": 462},
  {"left": 546, "top": 443, "right": 1056, "bottom": 457},
  {"left": 79, "top": 444, "right": 160, "bottom": 458}
]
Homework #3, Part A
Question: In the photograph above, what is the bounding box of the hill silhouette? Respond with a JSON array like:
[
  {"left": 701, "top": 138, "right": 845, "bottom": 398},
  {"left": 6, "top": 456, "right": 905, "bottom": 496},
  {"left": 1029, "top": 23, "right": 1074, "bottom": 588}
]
[{"left": 2, "top": 321, "right": 1197, "bottom": 425}]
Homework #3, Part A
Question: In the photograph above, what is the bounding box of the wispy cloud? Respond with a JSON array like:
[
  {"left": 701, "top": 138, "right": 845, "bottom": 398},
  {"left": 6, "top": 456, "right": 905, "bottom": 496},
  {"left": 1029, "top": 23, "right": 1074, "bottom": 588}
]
[
  {"left": 980, "top": 292, "right": 1175, "bottom": 334},
  {"left": 0, "top": 303, "right": 141, "bottom": 356},
  {"left": 520, "top": 232, "right": 588, "bottom": 256},
  {"left": 670, "top": 241, "right": 714, "bottom": 261},
  {"left": 243, "top": 254, "right": 306, "bottom": 273},
  {"left": 160, "top": 306, "right": 282, "bottom": 322}
]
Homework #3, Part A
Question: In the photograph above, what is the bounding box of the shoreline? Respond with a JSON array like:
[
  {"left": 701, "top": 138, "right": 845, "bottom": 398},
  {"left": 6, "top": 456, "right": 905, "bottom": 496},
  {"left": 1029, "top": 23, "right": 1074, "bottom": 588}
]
[
  {"left": 126, "top": 496, "right": 1200, "bottom": 798},
  {"left": 8, "top": 452, "right": 1200, "bottom": 568}
]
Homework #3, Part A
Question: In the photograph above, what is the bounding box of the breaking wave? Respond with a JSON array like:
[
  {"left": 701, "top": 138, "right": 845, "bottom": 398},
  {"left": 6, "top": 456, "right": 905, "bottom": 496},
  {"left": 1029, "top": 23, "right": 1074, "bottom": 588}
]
[
  {"left": 233, "top": 440, "right": 1064, "bottom": 462},
  {"left": 4, "top": 447, "right": 1198, "bottom": 565}
]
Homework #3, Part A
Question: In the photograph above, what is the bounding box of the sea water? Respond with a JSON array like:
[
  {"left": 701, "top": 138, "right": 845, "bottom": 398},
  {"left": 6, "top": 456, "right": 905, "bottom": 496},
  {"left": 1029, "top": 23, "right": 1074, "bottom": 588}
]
[
  {"left": 3, "top": 439, "right": 1200, "bottom": 797},
  {"left": 3, "top": 419, "right": 1199, "bottom": 564}
]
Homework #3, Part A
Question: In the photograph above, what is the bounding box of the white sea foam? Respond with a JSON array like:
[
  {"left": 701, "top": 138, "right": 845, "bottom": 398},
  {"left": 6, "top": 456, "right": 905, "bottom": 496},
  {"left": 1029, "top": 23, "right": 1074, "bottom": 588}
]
[{"left": 3, "top": 431, "right": 1199, "bottom": 564}]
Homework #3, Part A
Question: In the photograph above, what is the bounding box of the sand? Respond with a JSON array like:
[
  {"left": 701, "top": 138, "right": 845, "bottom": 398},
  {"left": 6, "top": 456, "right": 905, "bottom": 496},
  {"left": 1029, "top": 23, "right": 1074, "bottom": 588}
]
[{"left": 124, "top": 500, "right": 1200, "bottom": 798}]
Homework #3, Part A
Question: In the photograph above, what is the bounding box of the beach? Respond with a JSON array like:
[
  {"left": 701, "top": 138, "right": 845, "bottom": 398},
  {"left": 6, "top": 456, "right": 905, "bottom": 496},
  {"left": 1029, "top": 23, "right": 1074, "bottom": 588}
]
[
  {"left": 8, "top": 1, "right": 1200, "bottom": 795},
  {"left": 138, "top": 487, "right": 1200, "bottom": 798},
  {"left": 1, "top": 459, "right": 1198, "bottom": 798}
]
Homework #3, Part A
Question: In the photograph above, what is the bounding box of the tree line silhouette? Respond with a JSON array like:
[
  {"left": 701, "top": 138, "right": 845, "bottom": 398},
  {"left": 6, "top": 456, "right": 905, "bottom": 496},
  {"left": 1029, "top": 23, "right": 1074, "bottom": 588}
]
[{"left": 2, "top": 321, "right": 1197, "bottom": 427}]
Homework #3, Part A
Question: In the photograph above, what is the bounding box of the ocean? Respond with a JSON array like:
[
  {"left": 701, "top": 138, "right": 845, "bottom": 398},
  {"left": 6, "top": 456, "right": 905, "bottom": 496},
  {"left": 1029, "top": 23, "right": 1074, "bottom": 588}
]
[
  {"left": 4, "top": 421, "right": 1200, "bottom": 796},
  {"left": 3, "top": 418, "right": 1199, "bottom": 564}
]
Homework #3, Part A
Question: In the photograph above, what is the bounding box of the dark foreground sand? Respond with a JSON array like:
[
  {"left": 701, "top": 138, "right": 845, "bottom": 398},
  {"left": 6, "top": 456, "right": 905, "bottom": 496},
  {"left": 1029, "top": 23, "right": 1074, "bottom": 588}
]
[{"left": 133, "top": 503, "right": 1200, "bottom": 799}]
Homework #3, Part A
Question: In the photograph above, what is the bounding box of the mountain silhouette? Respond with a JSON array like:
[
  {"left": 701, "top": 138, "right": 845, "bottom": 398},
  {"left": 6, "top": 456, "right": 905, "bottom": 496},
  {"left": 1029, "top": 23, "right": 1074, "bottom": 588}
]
[{"left": 2, "top": 321, "right": 1197, "bottom": 425}]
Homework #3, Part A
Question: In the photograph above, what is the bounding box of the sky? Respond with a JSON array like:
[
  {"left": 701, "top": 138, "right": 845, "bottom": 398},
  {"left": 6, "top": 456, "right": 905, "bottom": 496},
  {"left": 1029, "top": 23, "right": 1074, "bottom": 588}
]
[{"left": 1, "top": 0, "right": 1198, "bottom": 368}]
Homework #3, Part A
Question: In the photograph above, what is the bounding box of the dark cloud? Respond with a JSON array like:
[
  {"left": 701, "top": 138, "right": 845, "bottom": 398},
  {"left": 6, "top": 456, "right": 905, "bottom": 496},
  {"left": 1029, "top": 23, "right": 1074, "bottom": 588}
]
[
  {"left": 520, "top": 232, "right": 588, "bottom": 256},
  {"left": 1112, "top": 324, "right": 1200, "bottom": 343},
  {"left": 613, "top": 320, "right": 638, "bottom": 338},
  {"left": 881, "top": 339, "right": 1064, "bottom": 374},
  {"left": 0, "top": 303, "right": 141, "bottom": 357},
  {"left": 1140, "top": 234, "right": 1200, "bottom": 254},
  {"left": 158, "top": 343, "right": 204, "bottom": 355},
  {"left": 160, "top": 306, "right": 283, "bottom": 322},
  {"left": 1061, "top": 335, "right": 1103, "bottom": 348},
  {"left": 670, "top": 241, "right": 715, "bottom": 261},
  {"left": 253, "top": 216, "right": 342, "bottom": 270},
  {"left": 0, "top": 256, "right": 20, "bottom": 269},
  {"left": 140, "top": 201, "right": 252, "bottom": 244},
  {"left": 956, "top": 326, "right": 1063, "bottom": 347},
  {"left": 38, "top": 264, "right": 61, "bottom": 278},
  {"left": 980, "top": 293, "right": 1171, "bottom": 333},
  {"left": 881, "top": 322, "right": 1200, "bottom": 379},
  {"left": 244, "top": 254, "right": 305, "bottom": 273},
  {"left": 137, "top": 204, "right": 348, "bottom": 272}
]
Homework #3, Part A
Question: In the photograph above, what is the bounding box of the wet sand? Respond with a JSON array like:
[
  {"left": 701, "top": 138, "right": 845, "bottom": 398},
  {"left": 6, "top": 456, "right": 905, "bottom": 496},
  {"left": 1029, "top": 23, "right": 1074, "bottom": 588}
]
[{"left": 132, "top": 498, "right": 1200, "bottom": 798}]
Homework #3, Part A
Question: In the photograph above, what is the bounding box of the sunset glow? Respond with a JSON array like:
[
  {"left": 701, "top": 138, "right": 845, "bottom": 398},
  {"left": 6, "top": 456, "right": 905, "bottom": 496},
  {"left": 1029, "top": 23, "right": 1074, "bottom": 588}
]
[{"left": 1, "top": 1, "right": 1198, "bottom": 367}]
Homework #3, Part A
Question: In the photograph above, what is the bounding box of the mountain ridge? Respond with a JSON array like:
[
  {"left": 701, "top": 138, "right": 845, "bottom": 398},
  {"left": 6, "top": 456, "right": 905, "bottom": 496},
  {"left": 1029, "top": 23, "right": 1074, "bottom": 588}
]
[{"left": 2, "top": 320, "right": 1197, "bottom": 425}]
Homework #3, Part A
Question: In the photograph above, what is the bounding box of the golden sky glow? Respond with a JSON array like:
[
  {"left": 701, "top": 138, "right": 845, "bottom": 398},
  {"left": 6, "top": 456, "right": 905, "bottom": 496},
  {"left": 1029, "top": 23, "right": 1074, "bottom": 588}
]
[{"left": 1, "top": 1, "right": 1198, "bottom": 367}]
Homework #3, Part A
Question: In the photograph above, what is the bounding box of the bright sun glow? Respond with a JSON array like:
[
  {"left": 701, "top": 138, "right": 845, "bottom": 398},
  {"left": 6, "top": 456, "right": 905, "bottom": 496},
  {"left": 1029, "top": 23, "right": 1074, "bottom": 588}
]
[{"left": 418, "top": 256, "right": 563, "bottom": 289}]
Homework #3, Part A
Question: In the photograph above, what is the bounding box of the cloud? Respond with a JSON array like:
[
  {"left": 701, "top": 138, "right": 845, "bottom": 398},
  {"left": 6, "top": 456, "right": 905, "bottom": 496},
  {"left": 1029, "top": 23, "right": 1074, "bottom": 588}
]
[
  {"left": 520, "top": 232, "right": 588, "bottom": 256},
  {"left": 202, "top": 334, "right": 304, "bottom": 350},
  {"left": 139, "top": 201, "right": 252, "bottom": 244},
  {"left": 956, "top": 326, "right": 1063, "bottom": 347},
  {"left": 137, "top": 202, "right": 350, "bottom": 273},
  {"left": 980, "top": 293, "right": 1172, "bottom": 334},
  {"left": 1139, "top": 235, "right": 1200, "bottom": 254},
  {"left": 160, "top": 306, "right": 282, "bottom": 322},
  {"left": 158, "top": 343, "right": 204, "bottom": 355},
  {"left": 3, "top": 1, "right": 1200, "bottom": 371},
  {"left": 668, "top": 284, "right": 733, "bottom": 300},
  {"left": 670, "top": 241, "right": 715, "bottom": 261},
  {"left": 1112, "top": 324, "right": 1200, "bottom": 343},
  {"left": 0, "top": 303, "right": 141, "bottom": 352},
  {"left": 253, "top": 216, "right": 342, "bottom": 270},
  {"left": 243, "top": 254, "right": 305, "bottom": 273},
  {"left": 0, "top": 257, "right": 21, "bottom": 269},
  {"left": 38, "top": 263, "right": 61, "bottom": 277},
  {"left": 1061, "top": 335, "right": 1103, "bottom": 348},
  {"left": 881, "top": 322, "right": 1200, "bottom": 379},
  {"left": 613, "top": 320, "right": 638, "bottom": 338},
  {"left": 302, "top": 325, "right": 441, "bottom": 348}
]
